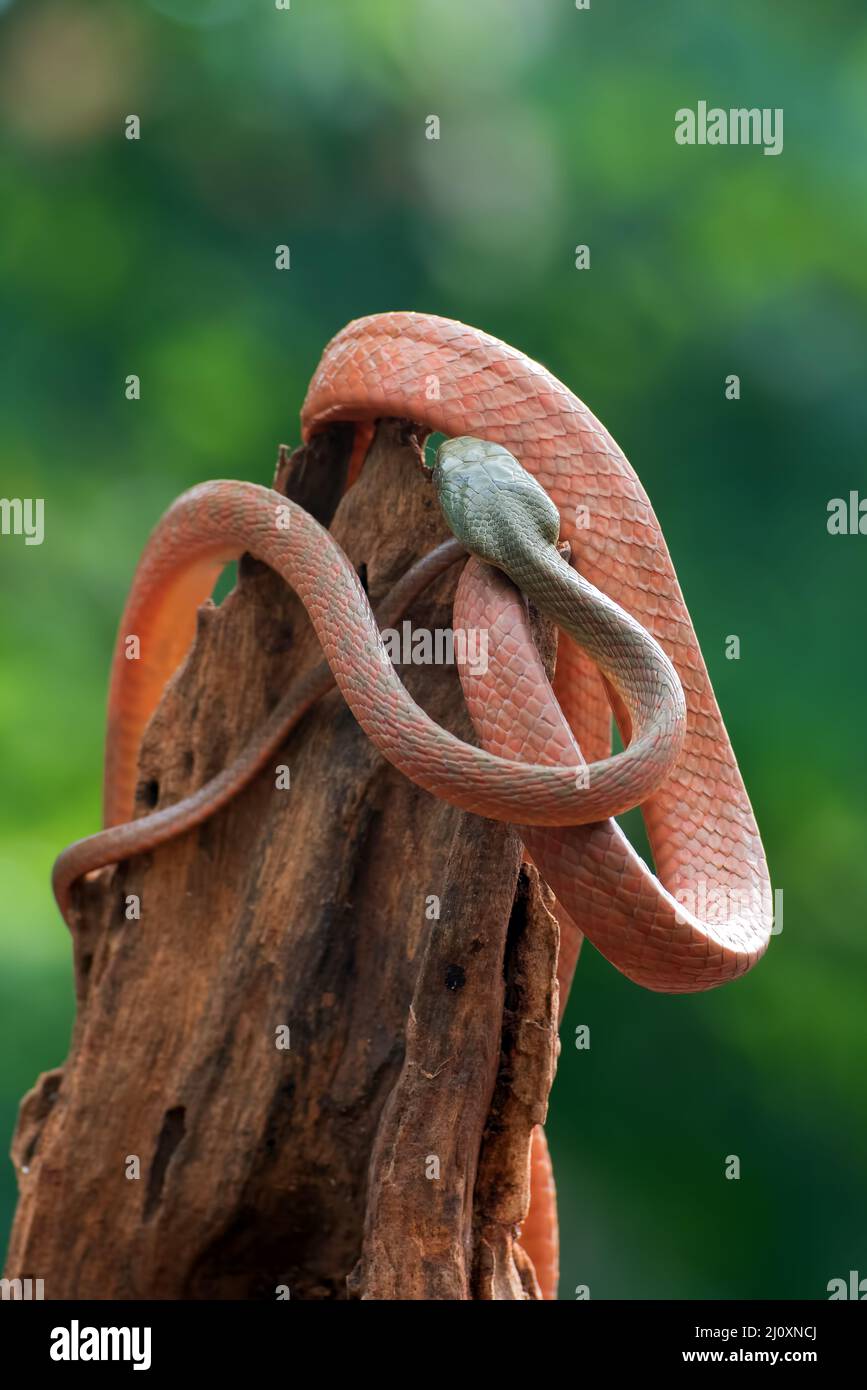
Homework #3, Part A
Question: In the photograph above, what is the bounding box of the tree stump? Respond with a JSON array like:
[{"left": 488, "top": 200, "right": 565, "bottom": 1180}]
[{"left": 5, "top": 420, "right": 560, "bottom": 1300}]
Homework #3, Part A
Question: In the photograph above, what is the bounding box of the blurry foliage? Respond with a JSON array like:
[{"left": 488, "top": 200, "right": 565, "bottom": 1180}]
[{"left": 1, "top": 0, "right": 865, "bottom": 1296}]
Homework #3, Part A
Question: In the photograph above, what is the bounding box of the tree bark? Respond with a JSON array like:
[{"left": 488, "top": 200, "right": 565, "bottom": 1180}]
[{"left": 5, "top": 420, "right": 559, "bottom": 1300}]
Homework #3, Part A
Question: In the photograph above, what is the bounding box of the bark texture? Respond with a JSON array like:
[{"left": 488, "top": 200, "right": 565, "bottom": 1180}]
[{"left": 6, "top": 420, "right": 559, "bottom": 1300}]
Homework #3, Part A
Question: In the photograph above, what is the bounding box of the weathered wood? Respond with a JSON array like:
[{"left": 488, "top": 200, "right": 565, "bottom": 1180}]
[
  {"left": 472, "top": 866, "right": 560, "bottom": 1300},
  {"left": 6, "top": 419, "right": 560, "bottom": 1300}
]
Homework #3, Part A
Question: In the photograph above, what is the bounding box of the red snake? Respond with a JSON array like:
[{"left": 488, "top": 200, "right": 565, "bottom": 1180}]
[{"left": 53, "top": 311, "right": 773, "bottom": 1300}]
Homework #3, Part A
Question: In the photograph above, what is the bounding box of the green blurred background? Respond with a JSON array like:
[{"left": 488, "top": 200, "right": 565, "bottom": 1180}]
[{"left": 1, "top": 0, "right": 865, "bottom": 1298}]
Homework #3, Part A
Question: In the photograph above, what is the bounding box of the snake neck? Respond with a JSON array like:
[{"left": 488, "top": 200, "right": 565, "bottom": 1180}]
[{"left": 502, "top": 538, "right": 684, "bottom": 738}]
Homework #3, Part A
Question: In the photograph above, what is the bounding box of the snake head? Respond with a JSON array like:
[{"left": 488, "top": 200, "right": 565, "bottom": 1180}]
[{"left": 433, "top": 436, "right": 560, "bottom": 566}]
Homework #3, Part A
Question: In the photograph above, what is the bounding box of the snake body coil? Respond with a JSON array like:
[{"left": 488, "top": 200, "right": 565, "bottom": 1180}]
[{"left": 53, "top": 312, "right": 773, "bottom": 1302}]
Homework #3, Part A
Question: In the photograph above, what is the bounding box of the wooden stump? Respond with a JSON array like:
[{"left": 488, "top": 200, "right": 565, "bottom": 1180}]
[{"left": 5, "top": 420, "right": 560, "bottom": 1300}]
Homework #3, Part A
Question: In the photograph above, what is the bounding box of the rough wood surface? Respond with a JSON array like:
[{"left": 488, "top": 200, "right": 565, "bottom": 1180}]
[
  {"left": 5, "top": 420, "right": 560, "bottom": 1300},
  {"left": 472, "top": 867, "right": 560, "bottom": 1300}
]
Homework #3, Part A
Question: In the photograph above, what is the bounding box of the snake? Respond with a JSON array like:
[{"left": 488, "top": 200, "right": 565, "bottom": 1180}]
[{"left": 52, "top": 311, "right": 773, "bottom": 1301}]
